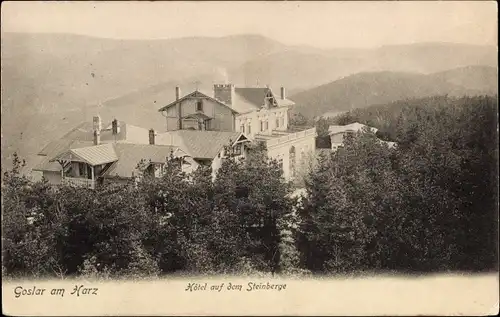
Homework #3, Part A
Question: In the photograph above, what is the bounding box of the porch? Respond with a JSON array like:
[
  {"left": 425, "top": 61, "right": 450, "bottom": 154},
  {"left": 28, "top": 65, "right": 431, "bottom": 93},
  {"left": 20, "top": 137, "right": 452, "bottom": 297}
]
[
  {"left": 50, "top": 143, "right": 118, "bottom": 190},
  {"left": 62, "top": 176, "right": 96, "bottom": 189}
]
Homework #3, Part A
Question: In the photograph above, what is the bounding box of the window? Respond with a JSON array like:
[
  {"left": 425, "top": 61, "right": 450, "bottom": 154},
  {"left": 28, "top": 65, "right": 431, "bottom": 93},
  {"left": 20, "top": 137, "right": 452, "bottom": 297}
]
[
  {"left": 264, "top": 120, "right": 268, "bottom": 131},
  {"left": 78, "top": 162, "right": 86, "bottom": 177},
  {"left": 196, "top": 100, "right": 203, "bottom": 112},
  {"left": 145, "top": 164, "right": 155, "bottom": 178},
  {"left": 276, "top": 118, "right": 280, "bottom": 128},
  {"left": 260, "top": 120, "right": 264, "bottom": 132},
  {"left": 64, "top": 164, "right": 73, "bottom": 176},
  {"left": 247, "top": 123, "right": 251, "bottom": 134},
  {"left": 280, "top": 117, "right": 284, "bottom": 127},
  {"left": 240, "top": 124, "right": 245, "bottom": 133},
  {"left": 233, "top": 144, "right": 242, "bottom": 156}
]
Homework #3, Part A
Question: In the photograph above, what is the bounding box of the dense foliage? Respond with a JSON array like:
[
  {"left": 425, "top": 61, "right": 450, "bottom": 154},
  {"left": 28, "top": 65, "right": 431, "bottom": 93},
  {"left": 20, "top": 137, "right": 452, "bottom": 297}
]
[
  {"left": 2, "top": 95, "right": 498, "bottom": 278},
  {"left": 299, "top": 95, "right": 498, "bottom": 273},
  {"left": 2, "top": 145, "right": 299, "bottom": 278}
]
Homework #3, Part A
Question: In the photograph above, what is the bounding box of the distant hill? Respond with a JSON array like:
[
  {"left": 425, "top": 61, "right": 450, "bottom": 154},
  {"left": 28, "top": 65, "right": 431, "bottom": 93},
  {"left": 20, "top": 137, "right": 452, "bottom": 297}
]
[
  {"left": 429, "top": 65, "right": 498, "bottom": 94},
  {"left": 1, "top": 32, "right": 497, "bottom": 171},
  {"left": 290, "top": 66, "right": 498, "bottom": 118},
  {"left": 2, "top": 33, "right": 496, "bottom": 116},
  {"left": 1, "top": 32, "right": 287, "bottom": 117}
]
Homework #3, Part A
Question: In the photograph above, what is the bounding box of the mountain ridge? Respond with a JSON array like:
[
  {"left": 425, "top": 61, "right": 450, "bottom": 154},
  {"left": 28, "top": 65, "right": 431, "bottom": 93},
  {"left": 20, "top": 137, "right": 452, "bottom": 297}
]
[
  {"left": 1, "top": 32, "right": 497, "bottom": 171},
  {"left": 290, "top": 65, "right": 498, "bottom": 118}
]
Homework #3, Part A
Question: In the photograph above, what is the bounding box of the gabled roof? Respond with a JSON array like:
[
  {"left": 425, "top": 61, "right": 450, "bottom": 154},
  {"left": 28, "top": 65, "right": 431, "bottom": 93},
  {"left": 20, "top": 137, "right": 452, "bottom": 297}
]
[
  {"left": 157, "top": 130, "right": 247, "bottom": 160},
  {"left": 32, "top": 155, "right": 64, "bottom": 172},
  {"left": 50, "top": 143, "right": 118, "bottom": 166},
  {"left": 328, "top": 122, "right": 378, "bottom": 135},
  {"left": 104, "top": 143, "right": 188, "bottom": 178},
  {"left": 34, "top": 140, "right": 94, "bottom": 172},
  {"left": 58, "top": 121, "right": 128, "bottom": 143},
  {"left": 35, "top": 141, "right": 189, "bottom": 178},
  {"left": 158, "top": 90, "right": 238, "bottom": 114},
  {"left": 38, "top": 139, "right": 94, "bottom": 157}
]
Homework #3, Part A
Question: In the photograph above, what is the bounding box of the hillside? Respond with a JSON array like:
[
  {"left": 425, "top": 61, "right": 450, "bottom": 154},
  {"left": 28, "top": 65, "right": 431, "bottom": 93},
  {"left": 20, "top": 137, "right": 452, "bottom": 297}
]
[
  {"left": 231, "top": 43, "right": 498, "bottom": 92},
  {"left": 290, "top": 66, "right": 498, "bottom": 118},
  {"left": 2, "top": 33, "right": 496, "bottom": 116},
  {"left": 1, "top": 32, "right": 287, "bottom": 116},
  {"left": 429, "top": 65, "right": 498, "bottom": 94}
]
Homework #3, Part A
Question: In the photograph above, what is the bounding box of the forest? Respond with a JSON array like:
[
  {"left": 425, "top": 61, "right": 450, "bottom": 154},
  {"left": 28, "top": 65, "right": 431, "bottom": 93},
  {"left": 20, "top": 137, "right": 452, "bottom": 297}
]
[{"left": 2, "top": 95, "right": 498, "bottom": 278}]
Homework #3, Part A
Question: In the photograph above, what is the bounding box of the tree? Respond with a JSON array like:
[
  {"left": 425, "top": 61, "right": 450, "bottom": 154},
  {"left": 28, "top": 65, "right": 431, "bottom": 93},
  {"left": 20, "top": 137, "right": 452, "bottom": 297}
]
[
  {"left": 298, "top": 95, "right": 498, "bottom": 274},
  {"left": 211, "top": 142, "right": 297, "bottom": 274}
]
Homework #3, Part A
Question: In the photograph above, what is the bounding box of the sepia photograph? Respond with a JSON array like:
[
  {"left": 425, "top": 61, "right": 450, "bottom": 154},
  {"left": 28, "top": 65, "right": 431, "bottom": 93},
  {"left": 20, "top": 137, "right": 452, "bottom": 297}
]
[{"left": 1, "top": 1, "right": 498, "bottom": 315}]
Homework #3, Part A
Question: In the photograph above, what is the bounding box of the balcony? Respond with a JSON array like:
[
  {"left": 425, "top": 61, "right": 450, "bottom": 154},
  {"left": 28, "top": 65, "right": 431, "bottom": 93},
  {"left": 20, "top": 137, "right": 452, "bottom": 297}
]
[
  {"left": 259, "top": 127, "right": 317, "bottom": 147},
  {"left": 62, "top": 177, "right": 95, "bottom": 189}
]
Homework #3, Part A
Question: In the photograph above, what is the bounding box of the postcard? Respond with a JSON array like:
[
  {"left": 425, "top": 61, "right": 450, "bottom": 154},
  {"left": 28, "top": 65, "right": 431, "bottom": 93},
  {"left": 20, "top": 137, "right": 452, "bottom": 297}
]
[{"left": 1, "top": 1, "right": 498, "bottom": 315}]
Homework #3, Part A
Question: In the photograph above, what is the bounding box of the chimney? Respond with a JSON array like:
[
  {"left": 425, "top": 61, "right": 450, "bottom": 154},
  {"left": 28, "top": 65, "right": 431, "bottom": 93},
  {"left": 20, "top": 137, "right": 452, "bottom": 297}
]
[
  {"left": 93, "top": 130, "right": 100, "bottom": 145},
  {"left": 280, "top": 87, "right": 286, "bottom": 100},
  {"left": 175, "top": 86, "right": 181, "bottom": 100},
  {"left": 176, "top": 87, "right": 182, "bottom": 130},
  {"left": 149, "top": 129, "right": 155, "bottom": 145},
  {"left": 112, "top": 119, "right": 119, "bottom": 135},
  {"left": 93, "top": 115, "right": 101, "bottom": 145},
  {"left": 213, "top": 84, "right": 234, "bottom": 105},
  {"left": 92, "top": 115, "right": 102, "bottom": 133}
]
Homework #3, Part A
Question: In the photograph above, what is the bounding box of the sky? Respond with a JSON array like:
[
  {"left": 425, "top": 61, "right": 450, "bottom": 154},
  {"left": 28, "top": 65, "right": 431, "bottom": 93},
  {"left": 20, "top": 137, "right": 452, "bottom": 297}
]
[{"left": 1, "top": 1, "right": 497, "bottom": 49}]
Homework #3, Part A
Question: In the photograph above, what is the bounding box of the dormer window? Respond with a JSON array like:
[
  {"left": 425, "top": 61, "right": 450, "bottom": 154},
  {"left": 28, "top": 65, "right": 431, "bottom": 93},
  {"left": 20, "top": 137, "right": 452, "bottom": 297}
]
[
  {"left": 233, "top": 144, "right": 242, "bottom": 156},
  {"left": 196, "top": 100, "right": 203, "bottom": 112}
]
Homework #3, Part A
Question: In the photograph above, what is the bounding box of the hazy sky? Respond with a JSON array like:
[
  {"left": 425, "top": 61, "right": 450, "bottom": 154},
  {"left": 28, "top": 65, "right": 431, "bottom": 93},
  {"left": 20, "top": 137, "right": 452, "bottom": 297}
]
[{"left": 1, "top": 1, "right": 497, "bottom": 48}]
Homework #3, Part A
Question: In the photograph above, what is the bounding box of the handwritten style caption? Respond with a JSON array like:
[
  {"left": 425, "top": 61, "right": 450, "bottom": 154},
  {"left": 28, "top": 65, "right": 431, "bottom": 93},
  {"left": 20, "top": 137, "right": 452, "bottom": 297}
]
[
  {"left": 14, "top": 285, "right": 98, "bottom": 298},
  {"left": 185, "top": 282, "right": 287, "bottom": 292}
]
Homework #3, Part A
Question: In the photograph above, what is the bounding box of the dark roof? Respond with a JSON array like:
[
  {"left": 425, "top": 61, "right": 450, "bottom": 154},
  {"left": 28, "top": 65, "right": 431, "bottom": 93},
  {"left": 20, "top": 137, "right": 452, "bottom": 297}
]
[
  {"left": 158, "top": 90, "right": 238, "bottom": 114},
  {"left": 159, "top": 130, "right": 245, "bottom": 159},
  {"left": 232, "top": 87, "right": 294, "bottom": 113},
  {"left": 104, "top": 143, "right": 186, "bottom": 178},
  {"left": 234, "top": 87, "right": 272, "bottom": 108}
]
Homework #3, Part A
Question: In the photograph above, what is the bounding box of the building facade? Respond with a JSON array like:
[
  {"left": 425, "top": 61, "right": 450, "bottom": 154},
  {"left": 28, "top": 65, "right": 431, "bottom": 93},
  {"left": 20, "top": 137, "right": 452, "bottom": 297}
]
[
  {"left": 158, "top": 84, "right": 317, "bottom": 181},
  {"left": 328, "top": 122, "right": 396, "bottom": 151},
  {"left": 159, "top": 88, "right": 237, "bottom": 132},
  {"left": 35, "top": 83, "right": 316, "bottom": 188},
  {"left": 33, "top": 116, "right": 193, "bottom": 188}
]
